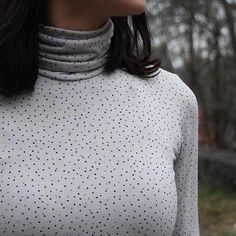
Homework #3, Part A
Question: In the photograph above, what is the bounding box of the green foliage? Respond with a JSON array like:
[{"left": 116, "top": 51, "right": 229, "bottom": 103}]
[{"left": 199, "top": 181, "right": 236, "bottom": 236}]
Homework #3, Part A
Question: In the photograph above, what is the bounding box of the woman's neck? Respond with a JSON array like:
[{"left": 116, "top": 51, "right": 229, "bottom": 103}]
[
  {"left": 45, "top": 0, "right": 109, "bottom": 31},
  {"left": 38, "top": 17, "right": 115, "bottom": 81}
]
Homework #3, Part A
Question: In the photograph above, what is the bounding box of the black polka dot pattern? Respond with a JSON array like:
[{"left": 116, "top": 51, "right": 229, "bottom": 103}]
[
  {"left": 0, "top": 17, "right": 200, "bottom": 236},
  {"left": 38, "top": 18, "right": 114, "bottom": 81}
]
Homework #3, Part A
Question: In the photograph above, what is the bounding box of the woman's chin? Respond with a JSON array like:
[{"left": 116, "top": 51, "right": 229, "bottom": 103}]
[
  {"left": 129, "top": 0, "right": 146, "bottom": 14},
  {"left": 111, "top": 0, "right": 146, "bottom": 16}
]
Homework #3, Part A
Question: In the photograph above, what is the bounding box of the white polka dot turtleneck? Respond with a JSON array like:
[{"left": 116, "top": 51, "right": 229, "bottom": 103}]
[
  {"left": 38, "top": 18, "right": 114, "bottom": 81},
  {"left": 0, "top": 17, "right": 200, "bottom": 236}
]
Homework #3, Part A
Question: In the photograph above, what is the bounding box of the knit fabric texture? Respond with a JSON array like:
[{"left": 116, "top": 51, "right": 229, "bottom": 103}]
[{"left": 38, "top": 18, "right": 114, "bottom": 81}]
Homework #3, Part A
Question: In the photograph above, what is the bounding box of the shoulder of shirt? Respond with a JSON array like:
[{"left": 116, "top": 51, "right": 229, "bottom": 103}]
[
  {"left": 116, "top": 66, "right": 198, "bottom": 110},
  {"left": 153, "top": 67, "right": 199, "bottom": 113}
]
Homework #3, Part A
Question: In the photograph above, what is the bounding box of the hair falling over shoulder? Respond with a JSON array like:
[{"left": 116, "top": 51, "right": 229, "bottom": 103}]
[{"left": 0, "top": 0, "right": 161, "bottom": 97}]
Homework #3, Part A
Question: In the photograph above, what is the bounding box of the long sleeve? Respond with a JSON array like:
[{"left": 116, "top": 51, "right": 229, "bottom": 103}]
[{"left": 172, "top": 82, "right": 200, "bottom": 236}]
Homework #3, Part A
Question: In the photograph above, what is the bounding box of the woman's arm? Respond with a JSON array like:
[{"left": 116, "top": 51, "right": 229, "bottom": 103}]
[{"left": 172, "top": 80, "right": 200, "bottom": 236}]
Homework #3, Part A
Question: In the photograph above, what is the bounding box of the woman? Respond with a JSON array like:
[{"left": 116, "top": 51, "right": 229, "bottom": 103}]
[{"left": 0, "top": 0, "right": 200, "bottom": 235}]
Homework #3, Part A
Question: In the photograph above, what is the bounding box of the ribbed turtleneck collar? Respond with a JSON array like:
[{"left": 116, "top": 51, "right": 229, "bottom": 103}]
[{"left": 38, "top": 18, "right": 114, "bottom": 81}]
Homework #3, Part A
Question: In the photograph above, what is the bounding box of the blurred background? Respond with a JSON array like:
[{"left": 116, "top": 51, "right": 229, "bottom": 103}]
[{"left": 146, "top": 0, "right": 236, "bottom": 235}]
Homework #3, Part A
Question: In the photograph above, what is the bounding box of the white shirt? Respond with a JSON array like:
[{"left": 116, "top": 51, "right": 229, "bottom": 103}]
[{"left": 0, "top": 18, "right": 200, "bottom": 236}]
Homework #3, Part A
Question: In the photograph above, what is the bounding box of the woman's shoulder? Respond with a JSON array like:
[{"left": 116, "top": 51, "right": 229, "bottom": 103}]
[
  {"left": 155, "top": 67, "right": 198, "bottom": 108},
  {"left": 114, "top": 66, "right": 198, "bottom": 106}
]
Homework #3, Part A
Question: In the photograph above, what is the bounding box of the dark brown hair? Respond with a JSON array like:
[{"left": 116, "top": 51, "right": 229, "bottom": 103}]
[{"left": 0, "top": 0, "right": 161, "bottom": 98}]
